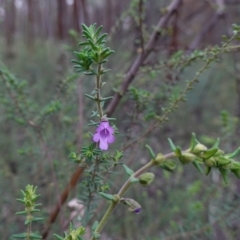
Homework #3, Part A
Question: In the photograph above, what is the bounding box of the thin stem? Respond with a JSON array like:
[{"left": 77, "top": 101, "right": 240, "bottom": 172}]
[
  {"left": 90, "top": 152, "right": 176, "bottom": 240},
  {"left": 96, "top": 64, "right": 103, "bottom": 119}
]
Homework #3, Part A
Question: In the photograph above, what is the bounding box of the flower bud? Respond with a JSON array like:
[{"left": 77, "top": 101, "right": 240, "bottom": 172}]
[
  {"left": 217, "top": 157, "right": 231, "bottom": 166},
  {"left": 120, "top": 198, "right": 141, "bottom": 214},
  {"left": 159, "top": 160, "right": 177, "bottom": 172},
  {"left": 139, "top": 172, "right": 155, "bottom": 187},
  {"left": 214, "top": 150, "right": 224, "bottom": 157},
  {"left": 180, "top": 153, "right": 196, "bottom": 164},
  {"left": 204, "top": 158, "right": 217, "bottom": 167},
  {"left": 192, "top": 143, "right": 207, "bottom": 154},
  {"left": 230, "top": 161, "right": 240, "bottom": 170},
  {"left": 154, "top": 153, "right": 165, "bottom": 165}
]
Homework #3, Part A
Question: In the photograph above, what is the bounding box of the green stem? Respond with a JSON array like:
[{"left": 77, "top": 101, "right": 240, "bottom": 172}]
[
  {"left": 90, "top": 152, "right": 176, "bottom": 240},
  {"left": 96, "top": 64, "right": 103, "bottom": 119}
]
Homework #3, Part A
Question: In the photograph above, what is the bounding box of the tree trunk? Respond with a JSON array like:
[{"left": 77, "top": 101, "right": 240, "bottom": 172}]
[
  {"left": 73, "top": 0, "right": 81, "bottom": 32},
  {"left": 57, "top": 0, "right": 67, "bottom": 40},
  {"left": 4, "top": 0, "right": 16, "bottom": 56},
  {"left": 27, "top": 0, "right": 34, "bottom": 48}
]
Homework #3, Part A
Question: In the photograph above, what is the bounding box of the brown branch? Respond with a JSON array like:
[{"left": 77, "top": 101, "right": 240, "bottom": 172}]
[
  {"left": 189, "top": 0, "right": 225, "bottom": 50},
  {"left": 105, "top": 0, "right": 183, "bottom": 116},
  {"left": 139, "top": 0, "right": 144, "bottom": 53},
  {"left": 42, "top": 167, "right": 85, "bottom": 239}
]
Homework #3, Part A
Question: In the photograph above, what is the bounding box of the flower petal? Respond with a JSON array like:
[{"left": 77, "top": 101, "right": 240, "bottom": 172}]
[
  {"left": 93, "top": 133, "right": 100, "bottom": 142},
  {"left": 107, "top": 125, "right": 114, "bottom": 134},
  {"left": 99, "top": 139, "right": 108, "bottom": 150},
  {"left": 107, "top": 134, "right": 115, "bottom": 144}
]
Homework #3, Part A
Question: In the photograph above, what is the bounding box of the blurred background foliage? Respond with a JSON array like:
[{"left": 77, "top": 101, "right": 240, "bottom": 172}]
[{"left": 1, "top": 0, "right": 240, "bottom": 239}]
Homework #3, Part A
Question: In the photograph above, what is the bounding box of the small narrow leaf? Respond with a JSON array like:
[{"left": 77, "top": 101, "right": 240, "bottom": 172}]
[
  {"left": 94, "top": 25, "right": 103, "bottom": 38},
  {"left": 53, "top": 234, "right": 64, "bottom": 240},
  {"left": 168, "top": 138, "right": 176, "bottom": 151},
  {"left": 159, "top": 160, "right": 177, "bottom": 172},
  {"left": 96, "top": 33, "right": 108, "bottom": 44},
  {"left": 85, "top": 94, "right": 96, "bottom": 100},
  {"left": 32, "top": 217, "right": 44, "bottom": 222},
  {"left": 190, "top": 133, "right": 199, "bottom": 151},
  {"left": 192, "top": 161, "right": 203, "bottom": 174},
  {"left": 145, "top": 145, "right": 156, "bottom": 159},
  {"left": 174, "top": 147, "right": 182, "bottom": 158},
  {"left": 231, "top": 169, "right": 240, "bottom": 178},
  {"left": 100, "top": 96, "right": 113, "bottom": 101},
  {"left": 79, "top": 41, "right": 90, "bottom": 46},
  {"left": 12, "top": 233, "right": 28, "bottom": 239},
  {"left": 212, "top": 138, "right": 220, "bottom": 149},
  {"left": 93, "top": 232, "right": 101, "bottom": 239},
  {"left": 92, "top": 221, "right": 99, "bottom": 231},
  {"left": 129, "top": 177, "right": 139, "bottom": 183},
  {"left": 220, "top": 168, "right": 229, "bottom": 184},
  {"left": 99, "top": 192, "right": 115, "bottom": 201},
  {"left": 201, "top": 148, "right": 218, "bottom": 159},
  {"left": 205, "top": 166, "right": 211, "bottom": 175},
  {"left": 16, "top": 211, "right": 27, "bottom": 215},
  {"left": 123, "top": 164, "right": 134, "bottom": 176},
  {"left": 29, "top": 233, "right": 42, "bottom": 239},
  {"left": 226, "top": 147, "right": 240, "bottom": 158}
]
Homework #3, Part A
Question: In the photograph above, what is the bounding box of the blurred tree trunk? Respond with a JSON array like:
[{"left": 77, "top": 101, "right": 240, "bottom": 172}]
[
  {"left": 57, "top": 0, "right": 67, "bottom": 40},
  {"left": 105, "top": 0, "right": 112, "bottom": 32},
  {"left": 73, "top": 0, "right": 81, "bottom": 32},
  {"left": 4, "top": 0, "right": 16, "bottom": 55},
  {"left": 81, "top": 0, "right": 89, "bottom": 24},
  {"left": 27, "top": 0, "right": 34, "bottom": 48}
]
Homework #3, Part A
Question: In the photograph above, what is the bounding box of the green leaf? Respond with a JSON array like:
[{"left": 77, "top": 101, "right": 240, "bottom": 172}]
[
  {"left": 96, "top": 33, "right": 108, "bottom": 45},
  {"left": 85, "top": 94, "right": 96, "bottom": 100},
  {"left": 32, "top": 217, "right": 44, "bottom": 222},
  {"left": 129, "top": 177, "right": 139, "bottom": 183},
  {"left": 100, "top": 96, "right": 113, "bottom": 101},
  {"left": 53, "top": 234, "right": 64, "bottom": 240},
  {"left": 205, "top": 166, "right": 211, "bottom": 175},
  {"left": 82, "top": 30, "right": 92, "bottom": 40},
  {"left": 201, "top": 148, "right": 218, "bottom": 159},
  {"left": 168, "top": 138, "right": 176, "bottom": 151},
  {"left": 193, "top": 161, "right": 203, "bottom": 174},
  {"left": 217, "top": 157, "right": 231, "bottom": 166},
  {"left": 98, "top": 192, "right": 115, "bottom": 201},
  {"left": 226, "top": 147, "right": 240, "bottom": 158},
  {"left": 94, "top": 25, "right": 103, "bottom": 39},
  {"left": 174, "top": 147, "right": 182, "bottom": 158},
  {"left": 92, "top": 221, "right": 99, "bottom": 231},
  {"left": 145, "top": 145, "right": 156, "bottom": 159},
  {"left": 190, "top": 133, "right": 199, "bottom": 151},
  {"left": 79, "top": 41, "right": 90, "bottom": 46},
  {"left": 230, "top": 161, "right": 240, "bottom": 170},
  {"left": 29, "top": 233, "right": 42, "bottom": 239},
  {"left": 159, "top": 160, "right": 177, "bottom": 172},
  {"left": 81, "top": 24, "right": 89, "bottom": 31},
  {"left": 212, "top": 138, "right": 220, "bottom": 149},
  {"left": 88, "top": 39, "right": 98, "bottom": 50},
  {"left": 220, "top": 168, "right": 229, "bottom": 184},
  {"left": 16, "top": 199, "right": 25, "bottom": 204},
  {"left": 93, "top": 232, "right": 101, "bottom": 239},
  {"left": 123, "top": 164, "right": 134, "bottom": 176},
  {"left": 16, "top": 211, "right": 27, "bottom": 215},
  {"left": 83, "top": 71, "right": 95, "bottom": 75},
  {"left": 12, "top": 233, "right": 28, "bottom": 239},
  {"left": 231, "top": 169, "right": 240, "bottom": 178}
]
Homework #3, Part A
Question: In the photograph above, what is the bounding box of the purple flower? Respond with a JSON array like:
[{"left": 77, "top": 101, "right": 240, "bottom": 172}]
[
  {"left": 133, "top": 208, "right": 141, "bottom": 214},
  {"left": 93, "top": 121, "right": 115, "bottom": 150}
]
